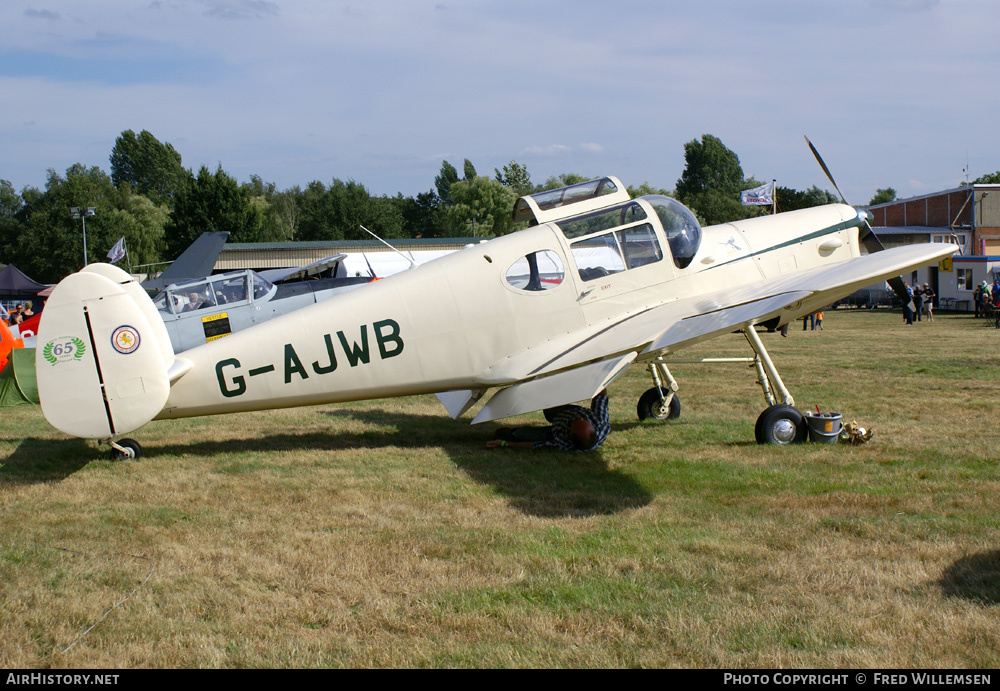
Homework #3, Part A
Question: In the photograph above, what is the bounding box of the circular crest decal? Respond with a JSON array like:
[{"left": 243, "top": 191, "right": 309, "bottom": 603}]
[{"left": 111, "top": 325, "right": 141, "bottom": 355}]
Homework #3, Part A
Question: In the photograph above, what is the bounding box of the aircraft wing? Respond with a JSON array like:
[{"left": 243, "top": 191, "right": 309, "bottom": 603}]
[
  {"left": 257, "top": 254, "right": 349, "bottom": 283},
  {"left": 477, "top": 242, "right": 957, "bottom": 399}
]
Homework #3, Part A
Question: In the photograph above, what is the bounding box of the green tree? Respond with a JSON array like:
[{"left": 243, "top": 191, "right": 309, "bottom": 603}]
[
  {"left": 967, "top": 171, "right": 1000, "bottom": 184},
  {"left": 675, "top": 135, "right": 754, "bottom": 225},
  {"left": 295, "top": 179, "right": 403, "bottom": 242},
  {"left": 777, "top": 185, "right": 839, "bottom": 212},
  {"left": 867, "top": 187, "right": 897, "bottom": 206},
  {"left": 10, "top": 165, "right": 167, "bottom": 282},
  {"left": 494, "top": 161, "right": 533, "bottom": 197},
  {"left": 627, "top": 182, "right": 673, "bottom": 198},
  {"left": 246, "top": 176, "right": 298, "bottom": 241},
  {"left": 435, "top": 161, "right": 460, "bottom": 206},
  {"left": 538, "top": 173, "right": 591, "bottom": 191},
  {"left": 392, "top": 190, "right": 446, "bottom": 238},
  {"left": 462, "top": 159, "right": 477, "bottom": 181},
  {"left": 442, "top": 176, "right": 518, "bottom": 237},
  {"left": 110, "top": 129, "right": 189, "bottom": 207},
  {"left": 164, "top": 165, "right": 262, "bottom": 258},
  {"left": 0, "top": 180, "right": 24, "bottom": 262}
]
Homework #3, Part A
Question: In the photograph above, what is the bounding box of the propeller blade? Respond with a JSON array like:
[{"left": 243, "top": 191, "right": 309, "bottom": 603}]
[
  {"left": 858, "top": 217, "right": 884, "bottom": 253},
  {"left": 804, "top": 136, "right": 913, "bottom": 310},
  {"left": 887, "top": 276, "right": 915, "bottom": 312},
  {"left": 804, "top": 136, "right": 847, "bottom": 205}
]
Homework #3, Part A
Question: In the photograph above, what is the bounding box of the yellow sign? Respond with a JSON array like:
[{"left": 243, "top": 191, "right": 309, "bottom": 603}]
[
  {"left": 202, "top": 312, "right": 233, "bottom": 342},
  {"left": 939, "top": 257, "right": 953, "bottom": 272}
]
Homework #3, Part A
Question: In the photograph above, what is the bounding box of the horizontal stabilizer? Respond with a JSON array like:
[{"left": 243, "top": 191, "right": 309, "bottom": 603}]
[
  {"left": 472, "top": 352, "right": 635, "bottom": 424},
  {"left": 37, "top": 269, "right": 172, "bottom": 439}
]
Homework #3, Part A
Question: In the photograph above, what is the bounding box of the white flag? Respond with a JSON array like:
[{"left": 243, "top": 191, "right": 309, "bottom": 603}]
[
  {"left": 107, "top": 237, "right": 126, "bottom": 264},
  {"left": 741, "top": 181, "right": 775, "bottom": 206}
]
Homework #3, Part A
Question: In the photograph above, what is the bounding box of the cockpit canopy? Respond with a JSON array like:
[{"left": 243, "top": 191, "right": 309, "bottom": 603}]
[
  {"left": 152, "top": 270, "right": 274, "bottom": 316},
  {"left": 512, "top": 176, "right": 631, "bottom": 225},
  {"left": 513, "top": 178, "right": 702, "bottom": 271},
  {"left": 550, "top": 194, "right": 702, "bottom": 274},
  {"left": 641, "top": 195, "right": 702, "bottom": 269}
]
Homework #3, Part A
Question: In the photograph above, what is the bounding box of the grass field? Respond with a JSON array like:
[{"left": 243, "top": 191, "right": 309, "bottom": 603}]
[{"left": 1, "top": 309, "right": 998, "bottom": 668}]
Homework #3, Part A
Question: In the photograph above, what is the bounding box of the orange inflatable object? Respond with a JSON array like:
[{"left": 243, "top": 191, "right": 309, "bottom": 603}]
[{"left": 0, "top": 320, "right": 24, "bottom": 371}]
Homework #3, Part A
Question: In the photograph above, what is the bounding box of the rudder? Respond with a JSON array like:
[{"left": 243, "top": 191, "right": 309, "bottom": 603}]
[{"left": 37, "top": 268, "right": 172, "bottom": 439}]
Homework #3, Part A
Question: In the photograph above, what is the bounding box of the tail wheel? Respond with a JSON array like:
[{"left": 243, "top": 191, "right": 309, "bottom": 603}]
[
  {"left": 111, "top": 438, "right": 144, "bottom": 461},
  {"left": 637, "top": 387, "right": 681, "bottom": 421},
  {"left": 755, "top": 405, "right": 807, "bottom": 445}
]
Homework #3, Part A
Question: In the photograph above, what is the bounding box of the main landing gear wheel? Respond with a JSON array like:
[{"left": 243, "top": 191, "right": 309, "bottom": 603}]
[
  {"left": 111, "top": 438, "right": 143, "bottom": 461},
  {"left": 755, "top": 405, "right": 807, "bottom": 445},
  {"left": 637, "top": 387, "right": 681, "bottom": 421}
]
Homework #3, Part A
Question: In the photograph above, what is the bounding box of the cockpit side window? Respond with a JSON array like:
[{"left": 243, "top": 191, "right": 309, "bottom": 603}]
[
  {"left": 179, "top": 285, "right": 217, "bottom": 313},
  {"left": 504, "top": 250, "right": 565, "bottom": 291},
  {"left": 616, "top": 223, "right": 663, "bottom": 269},
  {"left": 251, "top": 273, "right": 273, "bottom": 300},
  {"left": 572, "top": 234, "right": 627, "bottom": 281},
  {"left": 216, "top": 275, "right": 248, "bottom": 304}
]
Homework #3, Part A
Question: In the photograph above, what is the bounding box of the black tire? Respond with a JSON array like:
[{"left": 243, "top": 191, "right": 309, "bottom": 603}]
[
  {"left": 637, "top": 388, "right": 681, "bottom": 421},
  {"left": 112, "top": 438, "right": 143, "bottom": 461},
  {"left": 755, "top": 405, "right": 807, "bottom": 445}
]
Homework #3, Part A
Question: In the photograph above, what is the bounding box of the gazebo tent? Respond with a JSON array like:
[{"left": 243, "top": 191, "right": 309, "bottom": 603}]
[{"left": 0, "top": 264, "right": 47, "bottom": 302}]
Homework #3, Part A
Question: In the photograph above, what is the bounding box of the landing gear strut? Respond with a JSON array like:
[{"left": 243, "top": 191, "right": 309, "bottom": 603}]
[
  {"left": 640, "top": 326, "right": 809, "bottom": 445},
  {"left": 742, "top": 327, "right": 807, "bottom": 445},
  {"left": 636, "top": 362, "right": 680, "bottom": 421}
]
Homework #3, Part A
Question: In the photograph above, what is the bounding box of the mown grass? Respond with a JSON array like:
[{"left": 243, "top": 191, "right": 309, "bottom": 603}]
[{"left": 0, "top": 309, "right": 997, "bottom": 668}]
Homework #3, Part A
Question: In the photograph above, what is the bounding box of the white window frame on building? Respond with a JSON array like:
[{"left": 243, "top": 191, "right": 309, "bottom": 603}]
[
  {"left": 931, "top": 232, "right": 969, "bottom": 255},
  {"left": 956, "top": 267, "right": 974, "bottom": 291}
]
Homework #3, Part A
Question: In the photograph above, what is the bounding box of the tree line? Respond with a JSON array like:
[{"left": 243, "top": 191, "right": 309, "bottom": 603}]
[{"left": 1, "top": 130, "right": 872, "bottom": 283}]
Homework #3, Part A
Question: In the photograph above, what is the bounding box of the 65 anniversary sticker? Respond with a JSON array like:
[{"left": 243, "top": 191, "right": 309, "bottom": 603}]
[{"left": 41, "top": 337, "right": 87, "bottom": 365}]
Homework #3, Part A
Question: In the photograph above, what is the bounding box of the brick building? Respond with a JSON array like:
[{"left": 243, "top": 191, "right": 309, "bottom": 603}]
[
  {"left": 866, "top": 184, "right": 1000, "bottom": 255},
  {"left": 865, "top": 184, "right": 1000, "bottom": 310}
]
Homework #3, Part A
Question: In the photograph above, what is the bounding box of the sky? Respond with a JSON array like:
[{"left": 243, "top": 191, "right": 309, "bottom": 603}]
[{"left": 2, "top": 0, "right": 998, "bottom": 205}]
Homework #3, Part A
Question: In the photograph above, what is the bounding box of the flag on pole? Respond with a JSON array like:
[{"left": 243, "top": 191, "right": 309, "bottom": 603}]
[
  {"left": 107, "top": 237, "right": 126, "bottom": 264},
  {"left": 740, "top": 181, "right": 775, "bottom": 206}
]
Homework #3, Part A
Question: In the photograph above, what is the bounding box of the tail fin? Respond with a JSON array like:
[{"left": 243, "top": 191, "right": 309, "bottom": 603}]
[
  {"left": 141, "top": 231, "right": 229, "bottom": 293},
  {"left": 36, "top": 264, "right": 175, "bottom": 439}
]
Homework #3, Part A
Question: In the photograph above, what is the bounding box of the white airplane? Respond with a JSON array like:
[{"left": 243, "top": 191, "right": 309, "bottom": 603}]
[{"left": 35, "top": 173, "right": 956, "bottom": 458}]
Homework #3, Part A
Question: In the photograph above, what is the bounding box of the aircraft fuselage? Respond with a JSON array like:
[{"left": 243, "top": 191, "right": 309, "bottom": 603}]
[{"left": 155, "top": 199, "right": 864, "bottom": 420}]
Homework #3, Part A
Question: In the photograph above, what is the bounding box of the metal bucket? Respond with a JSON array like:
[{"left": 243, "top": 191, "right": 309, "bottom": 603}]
[{"left": 804, "top": 412, "right": 843, "bottom": 444}]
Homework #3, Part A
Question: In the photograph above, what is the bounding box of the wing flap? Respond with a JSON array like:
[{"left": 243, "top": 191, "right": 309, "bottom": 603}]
[{"left": 471, "top": 352, "right": 635, "bottom": 424}]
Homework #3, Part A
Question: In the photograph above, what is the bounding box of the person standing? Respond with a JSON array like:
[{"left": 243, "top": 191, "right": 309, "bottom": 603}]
[
  {"left": 922, "top": 283, "right": 935, "bottom": 322},
  {"left": 913, "top": 284, "right": 923, "bottom": 322},
  {"left": 903, "top": 282, "right": 914, "bottom": 325}
]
